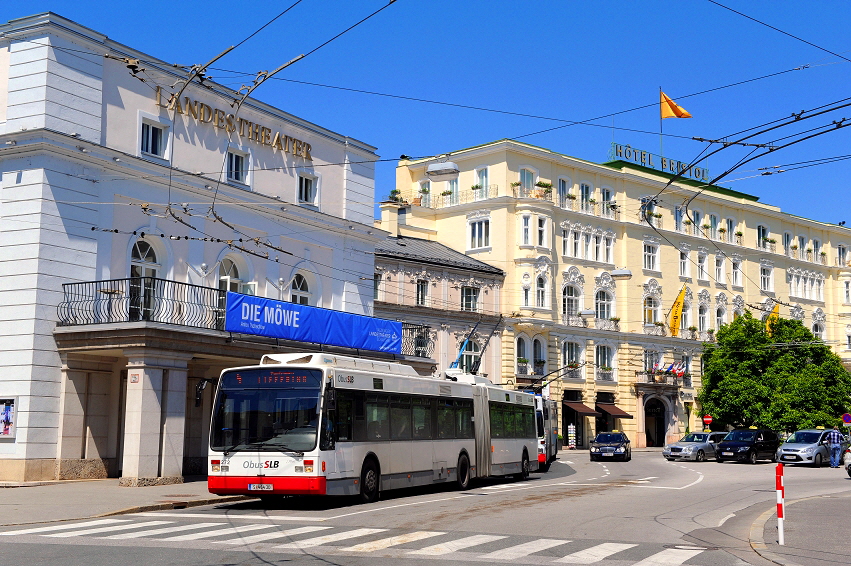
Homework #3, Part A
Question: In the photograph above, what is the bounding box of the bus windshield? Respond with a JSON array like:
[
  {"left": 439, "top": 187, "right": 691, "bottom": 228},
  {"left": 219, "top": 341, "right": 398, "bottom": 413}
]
[{"left": 211, "top": 368, "right": 323, "bottom": 454}]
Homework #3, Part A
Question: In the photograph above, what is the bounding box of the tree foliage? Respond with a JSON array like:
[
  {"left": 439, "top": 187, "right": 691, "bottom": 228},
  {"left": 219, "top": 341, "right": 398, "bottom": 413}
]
[{"left": 697, "top": 312, "right": 851, "bottom": 432}]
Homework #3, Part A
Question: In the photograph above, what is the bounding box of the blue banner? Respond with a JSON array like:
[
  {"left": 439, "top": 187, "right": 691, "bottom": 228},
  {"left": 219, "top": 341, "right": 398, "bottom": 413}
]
[{"left": 225, "top": 292, "right": 402, "bottom": 354}]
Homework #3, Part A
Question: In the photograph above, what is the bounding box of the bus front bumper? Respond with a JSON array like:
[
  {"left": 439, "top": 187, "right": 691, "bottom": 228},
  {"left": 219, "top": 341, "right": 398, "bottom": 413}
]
[{"left": 208, "top": 475, "right": 327, "bottom": 495}]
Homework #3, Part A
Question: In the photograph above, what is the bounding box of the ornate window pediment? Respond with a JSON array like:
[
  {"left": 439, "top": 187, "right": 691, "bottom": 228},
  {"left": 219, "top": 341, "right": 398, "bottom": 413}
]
[
  {"left": 643, "top": 278, "right": 662, "bottom": 300},
  {"left": 698, "top": 289, "right": 710, "bottom": 306},
  {"left": 790, "top": 304, "right": 804, "bottom": 320},
  {"left": 716, "top": 292, "right": 728, "bottom": 308},
  {"left": 595, "top": 272, "right": 616, "bottom": 295},
  {"left": 563, "top": 266, "right": 585, "bottom": 287}
]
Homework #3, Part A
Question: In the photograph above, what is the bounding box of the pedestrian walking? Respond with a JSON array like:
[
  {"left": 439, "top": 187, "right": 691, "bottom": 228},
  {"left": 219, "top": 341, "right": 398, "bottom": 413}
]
[{"left": 826, "top": 425, "right": 844, "bottom": 468}]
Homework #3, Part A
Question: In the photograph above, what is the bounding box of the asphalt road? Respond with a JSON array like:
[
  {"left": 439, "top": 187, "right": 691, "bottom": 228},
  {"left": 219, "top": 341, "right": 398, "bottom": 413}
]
[{"left": 2, "top": 451, "right": 849, "bottom": 565}]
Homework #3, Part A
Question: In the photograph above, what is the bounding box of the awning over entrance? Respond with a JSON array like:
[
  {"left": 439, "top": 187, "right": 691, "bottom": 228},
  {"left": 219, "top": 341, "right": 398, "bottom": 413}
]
[
  {"left": 596, "top": 403, "right": 634, "bottom": 419},
  {"left": 563, "top": 401, "right": 601, "bottom": 416}
]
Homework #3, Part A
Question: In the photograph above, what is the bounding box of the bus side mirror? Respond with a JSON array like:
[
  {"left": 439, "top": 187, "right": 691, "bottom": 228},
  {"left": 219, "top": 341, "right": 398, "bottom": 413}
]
[{"left": 325, "top": 389, "right": 336, "bottom": 411}]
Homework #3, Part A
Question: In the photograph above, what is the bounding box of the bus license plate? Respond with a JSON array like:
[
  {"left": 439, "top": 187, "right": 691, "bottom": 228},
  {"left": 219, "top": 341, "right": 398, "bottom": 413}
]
[
  {"left": 722, "top": 452, "right": 733, "bottom": 456},
  {"left": 248, "top": 484, "right": 273, "bottom": 491}
]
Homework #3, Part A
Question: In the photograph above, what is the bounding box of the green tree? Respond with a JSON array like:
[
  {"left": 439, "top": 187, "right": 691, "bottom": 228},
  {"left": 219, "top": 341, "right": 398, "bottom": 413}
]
[{"left": 697, "top": 311, "right": 851, "bottom": 432}]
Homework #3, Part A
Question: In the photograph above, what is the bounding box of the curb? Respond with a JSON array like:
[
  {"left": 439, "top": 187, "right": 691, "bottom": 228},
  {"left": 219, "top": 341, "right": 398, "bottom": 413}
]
[
  {"left": 748, "top": 495, "right": 833, "bottom": 566},
  {"left": 0, "top": 495, "right": 252, "bottom": 528}
]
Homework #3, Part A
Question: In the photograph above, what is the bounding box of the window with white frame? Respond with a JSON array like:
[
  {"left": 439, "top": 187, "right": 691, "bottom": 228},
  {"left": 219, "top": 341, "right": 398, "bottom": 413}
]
[
  {"left": 760, "top": 265, "right": 773, "bottom": 291},
  {"left": 461, "top": 286, "right": 479, "bottom": 311},
  {"left": 604, "top": 236, "right": 613, "bottom": 263},
  {"left": 726, "top": 218, "right": 735, "bottom": 241},
  {"left": 680, "top": 303, "right": 690, "bottom": 331},
  {"left": 460, "top": 341, "right": 480, "bottom": 374},
  {"left": 846, "top": 335, "right": 851, "bottom": 349},
  {"left": 521, "top": 215, "right": 531, "bottom": 245},
  {"left": 520, "top": 168, "right": 535, "bottom": 190},
  {"left": 416, "top": 279, "right": 428, "bottom": 306},
  {"left": 290, "top": 273, "right": 310, "bottom": 305},
  {"left": 447, "top": 178, "right": 459, "bottom": 205},
  {"left": 373, "top": 273, "right": 381, "bottom": 300},
  {"left": 798, "top": 235, "right": 807, "bottom": 253},
  {"left": 643, "top": 350, "right": 661, "bottom": 372},
  {"left": 698, "top": 305, "right": 708, "bottom": 331},
  {"left": 644, "top": 296, "right": 659, "bottom": 324},
  {"left": 563, "top": 341, "right": 582, "bottom": 365},
  {"left": 583, "top": 233, "right": 591, "bottom": 259},
  {"left": 812, "top": 322, "right": 824, "bottom": 340},
  {"left": 812, "top": 239, "right": 821, "bottom": 258},
  {"left": 757, "top": 225, "right": 769, "bottom": 248},
  {"left": 536, "top": 277, "right": 547, "bottom": 308},
  {"left": 675, "top": 206, "right": 684, "bottom": 232},
  {"left": 845, "top": 281, "right": 850, "bottom": 303},
  {"left": 226, "top": 151, "right": 248, "bottom": 184},
  {"left": 709, "top": 214, "right": 719, "bottom": 239},
  {"left": 716, "top": 306, "right": 725, "bottom": 329},
  {"left": 679, "top": 251, "right": 689, "bottom": 277},
  {"left": 218, "top": 258, "right": 255, "bottom": 295},
  {"left": 419, "top": 180, "right": 431, "bottom": 206},
  {"left": 732, "top": 260, "right": 742, "bottom": 286},
  {"left": 783, "top": 232, "right": 792, "bottom": 254},
  {"left": 692, "top": 211, "right": 702, "bottom": 232},
  {"left": 558, "top": 178, "right": 569, "bottom": 207},
  {"left": 715, "top": 257, "right": 725, "bottom": 284},
  {"left": 516, "top": 337, "right": 528, "bottom": 370},
  {"left": 572, "top": 230, "right": 580, "bottom": 257},
  {"left": 537, "top": 217, "right": 547, "bottom": 247},
  {"left": 643, "top": 243, "right": 659, "bottom": 271},
  {"left": 476, "top": 167, "right": 489, "bottom": 197},
  {"left": 594, "top": 234, "right": 602, "bottom": 261},
  {"left": 595, "top": 344, "right": 613, "bottom": 370},
  {"left": 469, "top": 219, "right": 490, "bottom": 249},
  {"left": 523, "top": 287, "right": 530, "bottom": 307},
  {"left": 298, "top": 175, "right": 315, "bottom": 203},
  {"left": 839, "top": 245, "right": 848, "bottom": 266},
  {"left": 562, "top": 229, "right": 569, "bottom": 256},
  {"left": 595, "top": 290, "right": 612, "bottom": 319},
  {"left": 580, "top": 183, "right": 592, "bottom": 208},
  {"left": 141, "top": 121, "right": 166, "bottom": 157},
  {"left": 563, "top": 285, "right": 579, "bottom": 316}
]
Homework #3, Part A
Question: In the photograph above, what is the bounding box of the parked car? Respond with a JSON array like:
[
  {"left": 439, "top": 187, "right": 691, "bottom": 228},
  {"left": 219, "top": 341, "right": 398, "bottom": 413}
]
[
  {"left": 845, "top": 447, "right": 851, "bottom": 477},
  {"left": 590, "top": 431, "right": 631, "bottom": 461},
  {"left": 776, "top": 429, "right": 849, "bottom": 467},
  {"left": 716, "top": 428, "right": 781, "bottom": 464},
  {"left": 662, "top": 431, "right": 727, "bottom": 462}
]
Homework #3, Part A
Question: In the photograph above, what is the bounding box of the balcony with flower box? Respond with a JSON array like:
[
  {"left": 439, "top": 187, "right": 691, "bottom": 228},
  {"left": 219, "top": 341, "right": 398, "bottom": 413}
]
[
  {"left": 595, "top": 368, "right": 615, "bottom": 382},
  {"left": 562, "top": 365, "right": 584, "bottom": 380},
  {"left": 561, "top": 314, "right": 586, "bottom": 328},
  {"left": 643, "top": 323, "right": 666, "bottom": 336}
]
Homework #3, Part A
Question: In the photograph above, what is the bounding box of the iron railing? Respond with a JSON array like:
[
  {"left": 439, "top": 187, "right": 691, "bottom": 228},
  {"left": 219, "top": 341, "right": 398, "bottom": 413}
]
[
  {"left": 636, "top": 371, "right": 692, "bottom": 387},
  {"left": 58, "top": 278, "right": 434, "bottom": 358},
  {"left": 595, "top": 318, "right": 620, "bottom": 331},
  {"left": 595, "top": 369, "right": 615, "bottom": 382}
]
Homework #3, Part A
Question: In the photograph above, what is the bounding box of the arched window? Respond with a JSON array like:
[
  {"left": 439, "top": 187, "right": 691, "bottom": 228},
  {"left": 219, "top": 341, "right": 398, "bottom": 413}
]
[
  {"left": 716, "top": 307, "right": 726, "bottom": 330},
  {"left": 680, "top": 302, "right": 691, "bottom": 330},
  {"left": 520, "top": 168, "right": 535, "bottom": 190},
  {"left": 129, "top": 239, "right": 159, "bottom": 321},
  {"left": 563, "top": 341, "right": 582, "bottom": 365},
  {"left": 698, "top": 305, "right": 708, "bottom": 332},
  {"left": 219, "top": 258, "right": 241, "bottom": 292},
  {"left": 643, "top": 297, "right": 658, "bottom": 324},
  {"left": 516, "top": 337, "right": 528, "bottom": 373},
  {"left": 290, "top": 273, "right": 310, "bottom": 305},
  {"left": 460, "top": 341, "right": 480, "bottom": 374},
  {"left": 812, "top": 323, "right": 824, "bottom": 340},
  {"left": 533, "top": 338, "right": 546, "bottom": 374},
  {"left": 563, "top": 285, "right": 579, "bottom": 317},
  {"left": 595, "top": 290, "right": 612, "bottom": 320},
  {"left": 536, "top": 276, "right": 546, "bottom": 308}
]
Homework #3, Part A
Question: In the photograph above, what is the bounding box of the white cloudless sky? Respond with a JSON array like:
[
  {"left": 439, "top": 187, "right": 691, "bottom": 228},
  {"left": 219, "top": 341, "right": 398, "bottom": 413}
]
[{"left": 7, "top": 1, "right": 851, "bottom": 223}]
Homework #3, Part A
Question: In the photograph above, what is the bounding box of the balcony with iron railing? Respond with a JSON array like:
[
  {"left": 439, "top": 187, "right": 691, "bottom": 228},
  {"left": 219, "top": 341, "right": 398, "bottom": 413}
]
[
  {"left": 561, "top": 314, "right": 586, "bottom": 328},
  {"left": 57, "top": 277, "right": 434, "bottom": 358},
  {"left": 562, "top": 367, "right": 584, "bottom": 380},
  {"left": 595, "top": 318, "right": 620, "bottom": 331},
  {"left": 417, "top": 184, "right": 501, "bottom": 209},
  {"left": 595, "top": 369, "right": 615, "bottom": 382},
  {"left": 643, "top": 323, "right": 667, "bottom": 336}
]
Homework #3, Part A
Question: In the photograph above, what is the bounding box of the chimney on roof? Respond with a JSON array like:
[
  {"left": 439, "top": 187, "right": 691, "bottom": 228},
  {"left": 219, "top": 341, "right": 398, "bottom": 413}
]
[{"left": 379, "top": 202, "right": 404, "bottom": 237}]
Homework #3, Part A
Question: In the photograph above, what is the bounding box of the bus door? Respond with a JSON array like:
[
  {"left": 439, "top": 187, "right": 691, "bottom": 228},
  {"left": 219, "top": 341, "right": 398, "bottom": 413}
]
[
  {"left": 327, "top": 388, "right": 354, "bottom": 478},
  {"left": 472, "top": 386, "right": 491, "bottom": 478}
]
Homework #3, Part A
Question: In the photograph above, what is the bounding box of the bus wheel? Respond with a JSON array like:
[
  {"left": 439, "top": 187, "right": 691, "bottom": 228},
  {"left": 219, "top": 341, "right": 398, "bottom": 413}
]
[
  {"left": 359, "top": 459, "right": 380, "bottom": 503},
  {"left": 456, "top": 453, "right": 471, "bottom": 490},
  {"left": 514, "top": 452, "right": 530, "bottom": 481}
]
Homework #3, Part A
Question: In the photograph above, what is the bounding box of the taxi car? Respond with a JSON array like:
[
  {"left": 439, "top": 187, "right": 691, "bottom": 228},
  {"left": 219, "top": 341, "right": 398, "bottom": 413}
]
[
  {"left": 715, "top": 428, "right": 780, "bottom": 464},
  {"left": 662, "top": 431, "right": 727, "bottom": 462},
  {"left": 590, "top": 431, "right": 631, "bottom": 461},
  {"left": 777, "top": 428, "right": 849, "bottom": 467}
]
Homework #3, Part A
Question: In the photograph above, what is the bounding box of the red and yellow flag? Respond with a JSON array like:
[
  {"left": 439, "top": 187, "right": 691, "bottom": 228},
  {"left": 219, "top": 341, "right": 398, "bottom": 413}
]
[{"left": 660, "top": 91, "right": 692, "bottom": 119}]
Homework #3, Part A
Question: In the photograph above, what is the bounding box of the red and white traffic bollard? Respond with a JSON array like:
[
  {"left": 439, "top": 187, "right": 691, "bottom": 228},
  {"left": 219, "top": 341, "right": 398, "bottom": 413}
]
[{"left": 775, "top": 462, "right": 785, "bottom": 546}]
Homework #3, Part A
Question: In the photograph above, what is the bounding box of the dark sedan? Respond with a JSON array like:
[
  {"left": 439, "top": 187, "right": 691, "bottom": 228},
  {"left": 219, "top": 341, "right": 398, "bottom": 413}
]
[
  {"left": 590, "top": 431, "right": 631, "bottom": 461},
  {"left": 715, "top": 428, "right": 780, "bottom": 464}
]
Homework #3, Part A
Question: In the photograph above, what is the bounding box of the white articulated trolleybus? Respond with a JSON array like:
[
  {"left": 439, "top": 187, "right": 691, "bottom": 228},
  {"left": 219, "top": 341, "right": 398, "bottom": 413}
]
[{"left": 208, "top": 353, "right": 541, "bottom": 502}]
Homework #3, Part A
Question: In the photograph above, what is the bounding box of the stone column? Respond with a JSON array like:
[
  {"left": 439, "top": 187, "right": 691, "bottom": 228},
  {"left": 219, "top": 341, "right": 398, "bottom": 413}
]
[
  {"left": 635, "top": 391, "right": 646, "bottom": 448},
  {"left": 120, "top": 349, "right": 192, "bottom": 487}
]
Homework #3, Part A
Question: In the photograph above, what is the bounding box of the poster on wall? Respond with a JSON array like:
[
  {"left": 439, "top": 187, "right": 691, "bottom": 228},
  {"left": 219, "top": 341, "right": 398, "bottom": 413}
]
[{"left": 0, "top": 398, "right": 16, "bottom": 439}]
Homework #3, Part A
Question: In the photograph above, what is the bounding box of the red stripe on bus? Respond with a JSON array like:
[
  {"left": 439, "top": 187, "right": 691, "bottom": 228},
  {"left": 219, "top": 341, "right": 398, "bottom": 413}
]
[{"left": 208, "top": 475, "right": 327, "bottom": 495}]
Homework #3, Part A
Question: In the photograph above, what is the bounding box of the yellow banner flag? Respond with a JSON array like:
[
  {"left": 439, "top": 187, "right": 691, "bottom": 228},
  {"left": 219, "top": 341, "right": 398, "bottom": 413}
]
[
  {"left": 765, "top": 303, "right": 780, "bottom": 334},
  {"left": 668, "top": 285, "right": 687, "bottom": 337},
  {"left": 661, "top": 91, "right": 692, "bottom": 119}
]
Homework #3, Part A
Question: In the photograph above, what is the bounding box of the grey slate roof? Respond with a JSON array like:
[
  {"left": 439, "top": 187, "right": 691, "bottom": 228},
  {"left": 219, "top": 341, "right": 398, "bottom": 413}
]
[{"left": 375, "top": 236, "right": 504, "bottom": 277}]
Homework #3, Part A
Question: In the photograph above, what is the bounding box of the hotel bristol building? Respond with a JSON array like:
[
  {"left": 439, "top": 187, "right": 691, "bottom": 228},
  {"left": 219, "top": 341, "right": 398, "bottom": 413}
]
[
  {"left": 392, "top": 139, "right": 851, "bottom": 448},
  {"left": 0, "top": 13, "right": 433, "bottom": 483}
]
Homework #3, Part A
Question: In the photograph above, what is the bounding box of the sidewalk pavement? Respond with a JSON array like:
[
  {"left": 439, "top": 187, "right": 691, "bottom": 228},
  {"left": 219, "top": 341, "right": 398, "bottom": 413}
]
[
  {"left": 0, "top": 477, "right": 246, "bottom": 527},
  {"left": 750, "top": 491, "right": 851, "bottom": 566}
]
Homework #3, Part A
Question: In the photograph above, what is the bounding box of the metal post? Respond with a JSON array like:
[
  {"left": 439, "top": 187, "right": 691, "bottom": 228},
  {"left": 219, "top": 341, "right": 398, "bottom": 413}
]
[{"left": 776, "top": 462, "right": 785, "bottom": 545}]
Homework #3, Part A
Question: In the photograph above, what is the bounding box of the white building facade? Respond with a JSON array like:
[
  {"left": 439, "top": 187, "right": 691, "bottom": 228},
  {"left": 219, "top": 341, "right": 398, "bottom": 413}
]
[{"left": 0, "top": 13, "right": 430, "bottom": 483}]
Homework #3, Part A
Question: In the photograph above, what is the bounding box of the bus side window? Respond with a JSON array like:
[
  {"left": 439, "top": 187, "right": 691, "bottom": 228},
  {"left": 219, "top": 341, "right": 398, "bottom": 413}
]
[
  {"left": 455, "top": 399, "right": 474, "bottom": 439},
  {"left": 334, "top": 390, "right": 353, "bottom": 442},
  {"left": 412, "top": 397, "right": 432, "bottom": 440},
  {"left": 366, "top": 394, "right": 390, "bottom": 440},
  {"left": 352, "top": 392, "right": 366, "bottom": 442},
  {"left": 490, "top": 403, "right": 504, "bottom": 438},
  {"left": 390, "top": 395, "right": 412, "bottom": 440},
  {"left": 437, "top": 399, "right": 455, "bottom": 439},
  {"left": 524, "top": 406, "right": 536, "bottom": 438}
]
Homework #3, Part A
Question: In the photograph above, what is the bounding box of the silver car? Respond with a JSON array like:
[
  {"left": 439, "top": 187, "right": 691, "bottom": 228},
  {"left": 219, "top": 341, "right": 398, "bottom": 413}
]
[
  {"left": 663, "top": 432, "right": 727, "bottom": 462},
  {"left": 776, "top": 429, "right": 849, "bottom": 467}
]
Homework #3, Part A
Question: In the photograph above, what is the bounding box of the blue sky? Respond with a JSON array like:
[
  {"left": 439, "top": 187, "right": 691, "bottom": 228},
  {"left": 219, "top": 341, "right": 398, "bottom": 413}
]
[{"left": 6, "top": 1, "right": 851, "bottom": 223}]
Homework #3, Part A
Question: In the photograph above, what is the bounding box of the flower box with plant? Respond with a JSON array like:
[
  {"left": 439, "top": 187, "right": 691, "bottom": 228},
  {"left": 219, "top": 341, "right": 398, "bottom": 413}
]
[
  {"left": 599, "top": 366, "right": 613, "bottom": 372},
  {"left": 718, "top": 227, "right": 727, "bottom": 233},
  {"left": 440, "top": 190, "right": 452, "bottom": 196},
  {"left": 516, "top": 357, "right": 529, "bottom": 364},
  {"left": 470, "top": 184, "right": 482, "bottom": 191},
  {"left": 767, "top": 238, "right": 776, "bottom": 244},
  {"left": 588, "top": 198, "right": 597, "bottom": 204},
  {"left": 820, "top": 251, "right": 827, "bottom": 256},
  {"left": 654, "top": 321, "right": 665, "bottom": 327},
  {"left": 806, "top": 248, "right": 812, "bottom": 253},
  {"left": 534, "top": 181, "right": 553, "bottom": 189},
  {"left": 388, "top": 189, "right": 402, "bottom": 202},
  {"left": 609, "top": 317, "right": 620, "bottom": 323},
  {"left": 683, "top": 219, "right": 692, "bottom": 225},
  {"left": 419, "top": 186, "right": 430, "bottom": 194},
  {"left": 790, "top": 244, "right": 798, "bottom": 250},
  {"left": 534, "top": 359, "right": 546, "bottom": 366},
  {"left": 702, "top": 224, "right": 711, "bottom": 230},
  {"left": 652, "top": 213, "right": 662, "bottom": 218},
  {"left": 687, "top": 326, "right": 698, "bottom": 332},
  {"left": 565, "top": 193, "right": 577, "bottom": 200},
  {"left": 735, "top": 231, "right": 743, "bottom": 236},
  {"left": 707, "top": 328, "right": 715, "bottom": 334},
  {"left": 566, "top": 362, "right": 580, "bottom": 369},
  {"left": 511, "top": 181, "right": 522, "bottom": 187}
]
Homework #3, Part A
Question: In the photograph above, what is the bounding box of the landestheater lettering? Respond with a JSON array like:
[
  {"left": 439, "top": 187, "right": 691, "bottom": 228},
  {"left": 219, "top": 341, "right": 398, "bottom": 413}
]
[{"left": 155, "top": 86, "right": 312, "bottom": 160}]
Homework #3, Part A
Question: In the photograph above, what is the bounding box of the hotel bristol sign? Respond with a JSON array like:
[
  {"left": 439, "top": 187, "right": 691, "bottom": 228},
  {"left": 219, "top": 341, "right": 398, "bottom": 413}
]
[{"left": 610, "top": 143, "right": 710, "bottom": 182}]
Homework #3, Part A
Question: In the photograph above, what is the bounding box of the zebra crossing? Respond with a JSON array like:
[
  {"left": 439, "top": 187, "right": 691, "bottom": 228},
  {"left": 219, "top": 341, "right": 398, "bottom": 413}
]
[{"left": 0, "top": 517, "right": 731, "bottom": 565}]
